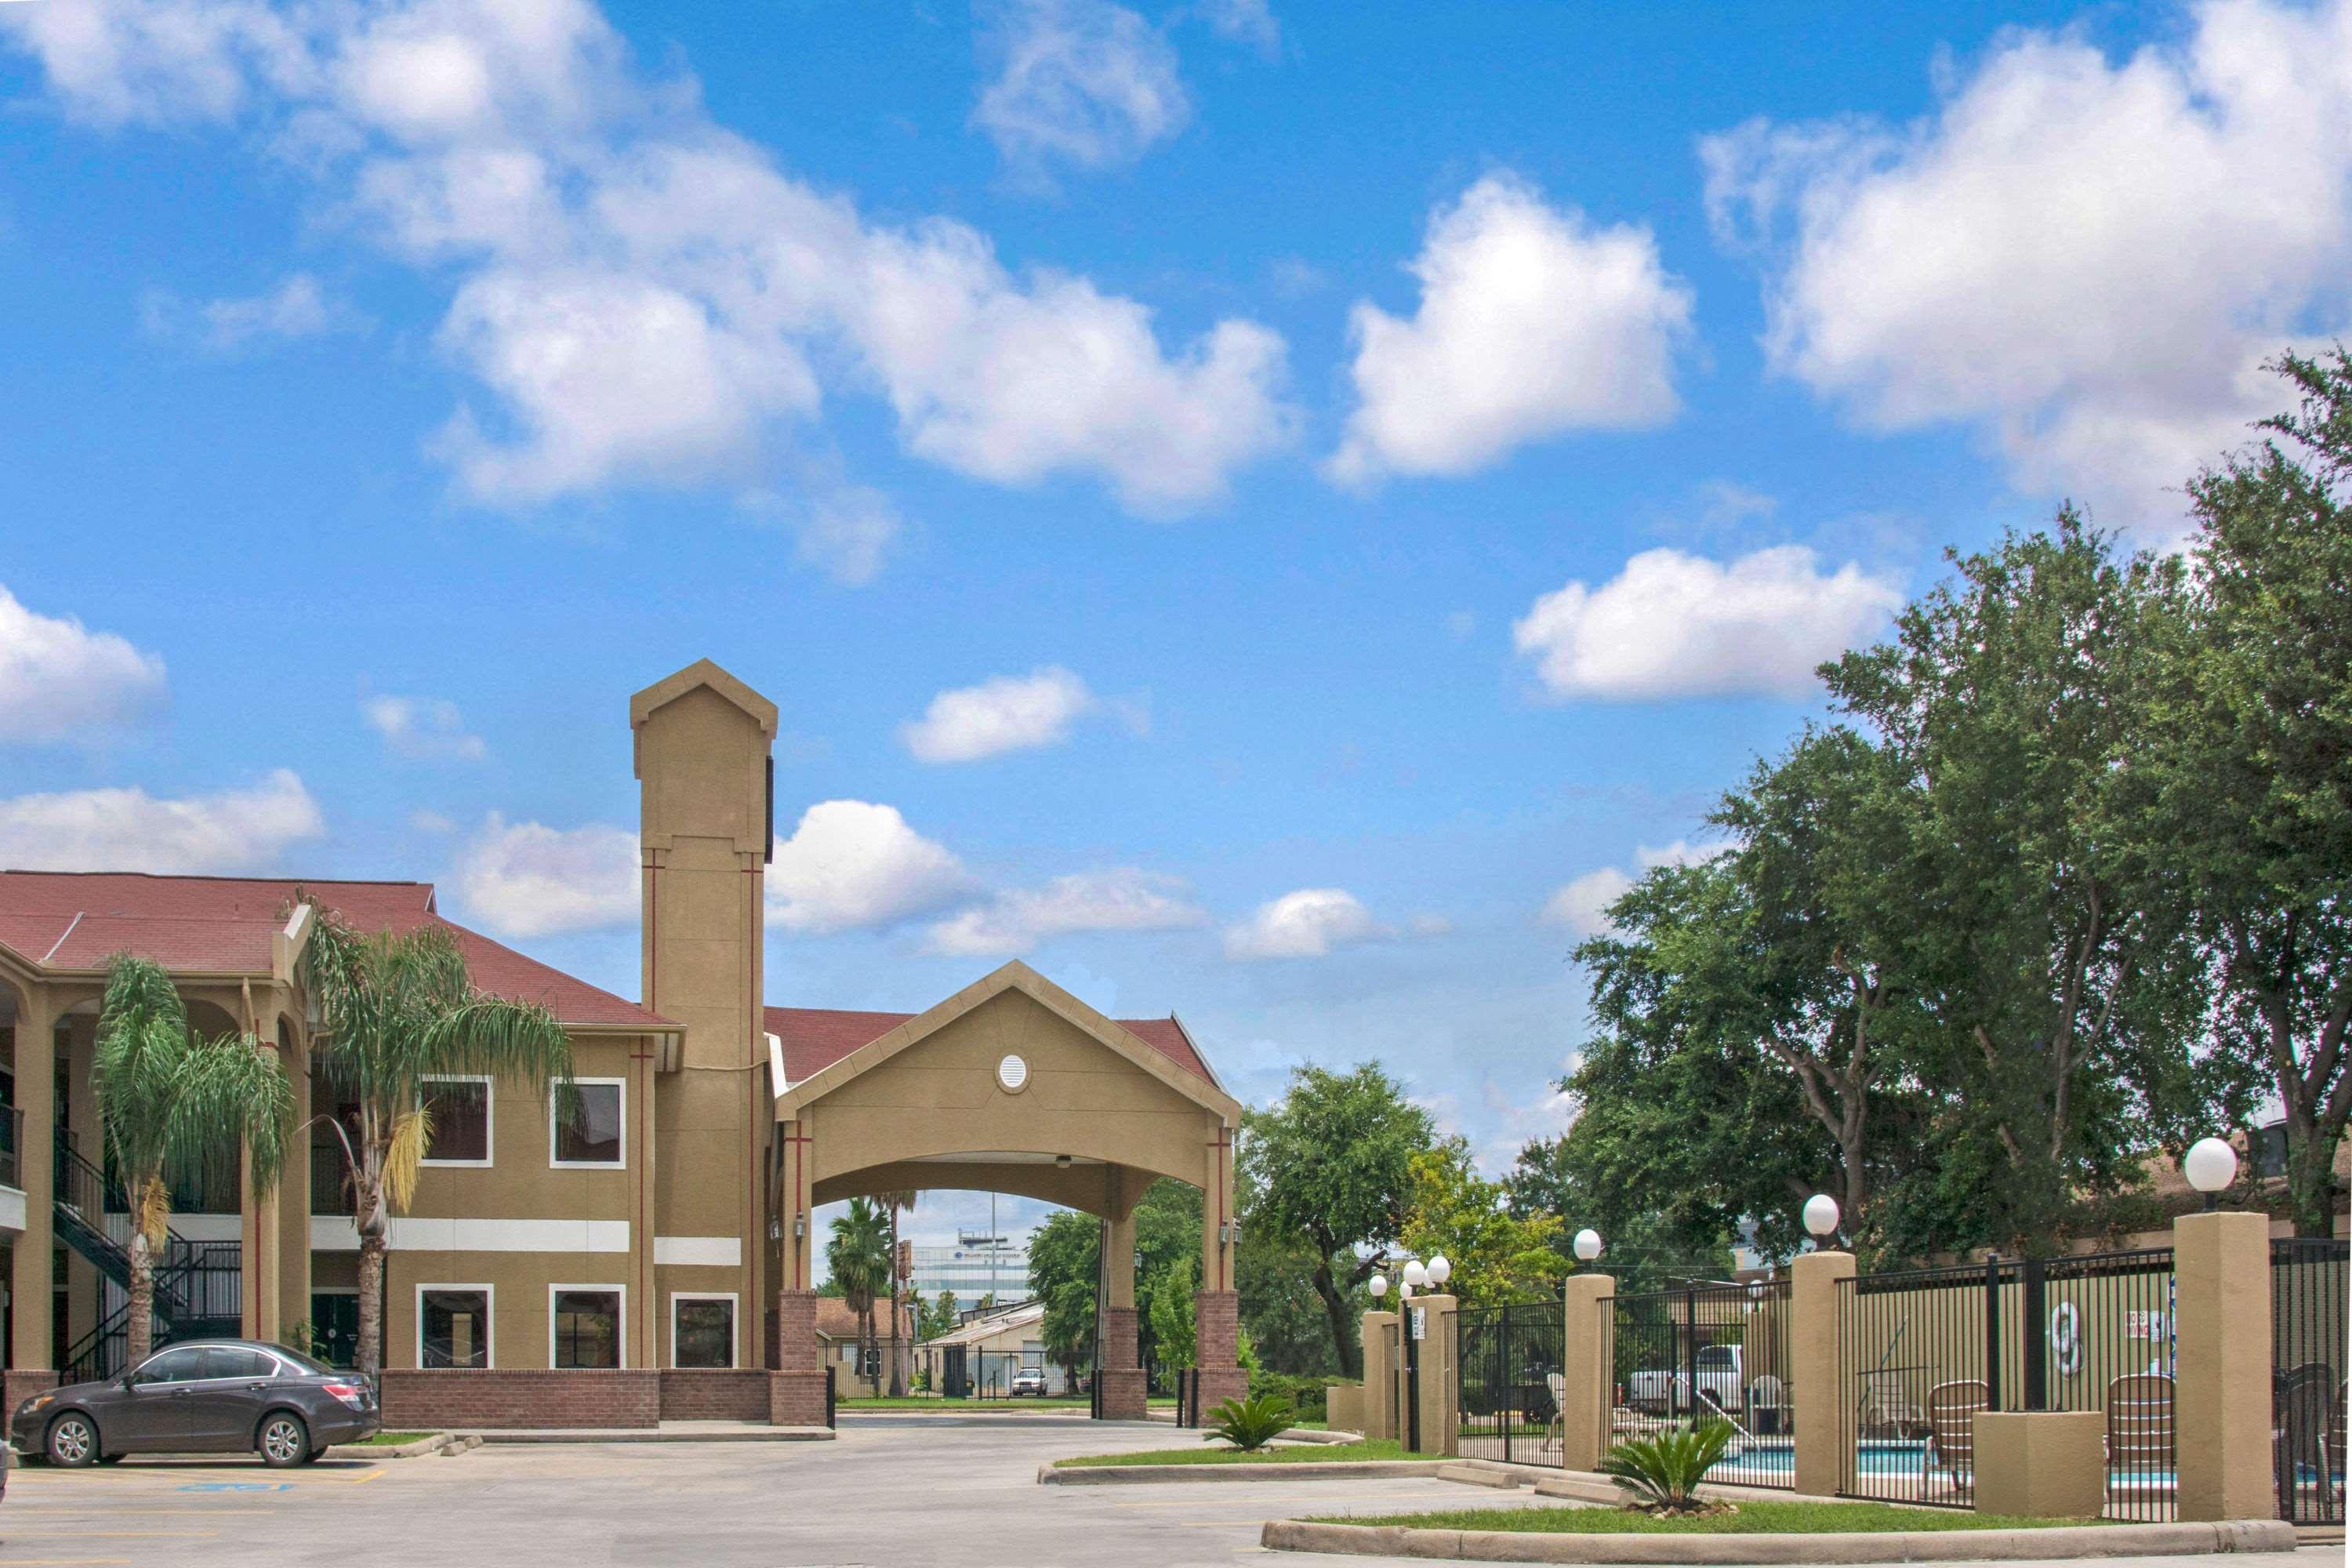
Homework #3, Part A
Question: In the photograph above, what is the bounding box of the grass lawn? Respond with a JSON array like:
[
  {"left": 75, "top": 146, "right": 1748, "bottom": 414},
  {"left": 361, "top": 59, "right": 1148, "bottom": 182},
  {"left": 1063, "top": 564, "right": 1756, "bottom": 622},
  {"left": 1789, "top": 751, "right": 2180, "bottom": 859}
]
[
  {"left": 1306, "top": 1501, "right": 2111, "bottom": 1535},
  {"left": 1056, "top": 1439, "right": 1406, "bottom": 1468},
  {"left": 837, "top": 1395, "right": 1092, "bottom": 1410},
  {"left": 348, "top": 1432, "right": 437, "bottom": 1446}
]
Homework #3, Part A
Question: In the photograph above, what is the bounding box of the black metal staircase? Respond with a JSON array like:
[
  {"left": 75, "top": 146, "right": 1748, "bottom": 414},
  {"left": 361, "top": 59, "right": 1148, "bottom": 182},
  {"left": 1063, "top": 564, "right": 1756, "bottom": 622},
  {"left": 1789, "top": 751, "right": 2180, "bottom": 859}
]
[{"left": 53, "top": 1136, "right": 241, "bottom": 1384}]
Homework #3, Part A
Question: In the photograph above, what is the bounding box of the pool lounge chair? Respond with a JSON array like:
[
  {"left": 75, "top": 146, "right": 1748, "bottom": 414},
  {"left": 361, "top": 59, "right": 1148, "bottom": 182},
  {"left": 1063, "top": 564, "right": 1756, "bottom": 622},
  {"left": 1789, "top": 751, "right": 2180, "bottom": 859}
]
[
  {"left": 2106, "top": 1373, "right": 2176, "bottom": 1490},
  {"left": 2271, "top": 1363, "right": 2341, "bottom": 1517},
  {"left": 1923, "top": 1380, "right": 1988, "bottom": 1494},
  {"left": 1544, "top": 1373, "right": 1566, "bottom": 1461}
]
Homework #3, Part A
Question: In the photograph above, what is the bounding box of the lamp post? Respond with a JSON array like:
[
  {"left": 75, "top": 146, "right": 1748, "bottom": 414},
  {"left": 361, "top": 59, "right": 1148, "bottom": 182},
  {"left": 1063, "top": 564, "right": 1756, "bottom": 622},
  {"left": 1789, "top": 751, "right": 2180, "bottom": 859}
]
[
  {"left": 1573, "top": 1229, "right": 1602, "bottom": 1265},
  {"left": 2183, "top": 1137, "right": 2238, "bottom": 1212},
  {"left": 1802, "top": 1193, "right": 1842, "bottom": 1250},
  {"left": 1399, "top": 1258, "right": 1427, "bottom": 1452}
]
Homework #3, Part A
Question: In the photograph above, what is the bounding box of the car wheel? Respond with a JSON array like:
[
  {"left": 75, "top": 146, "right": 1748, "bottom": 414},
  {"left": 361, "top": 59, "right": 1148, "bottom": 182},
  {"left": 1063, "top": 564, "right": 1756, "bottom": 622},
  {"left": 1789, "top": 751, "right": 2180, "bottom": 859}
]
[
  {"left": 45, "top": 1414, "right": 100, "bottom": 1468},
  {"left": 256, "top": 1412, "right": 310, "bottom": 1468}
]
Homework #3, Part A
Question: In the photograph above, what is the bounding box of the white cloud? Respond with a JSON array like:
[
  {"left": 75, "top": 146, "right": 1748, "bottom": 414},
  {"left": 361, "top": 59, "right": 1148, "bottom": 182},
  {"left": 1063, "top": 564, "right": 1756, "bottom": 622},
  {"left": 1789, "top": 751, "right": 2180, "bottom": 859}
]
[
  {"left": 1512, "top": 545, "right": 1902, "bottom": 701},
  {"left": 142, "top": 272, "right": 355, "bottom": 351},
  {"left": 901, "top": 666, "right": 1097, "bottom": 763},
  {"left": 925, "top": 867, "right": 1206, "bottom": 956},
  {"left": 1700, "top": 0, "right": 2352, "bottom": 528},
  {"left": 1329, "top": 172, "right": 1693, "bottom": 485},
  {"left": 1542, "top": 838, "right": 1730, "bottom": 936},
  {"left": 361, "top": 694, "right": 487, "bottom": 761},
  {"left": 974, "top": 0, "right": 1190, "bottom": 174},
  {"left": 454, "top": 814, "right": 637, "bottom": 938},
  {"left": 795, "top": 485, "right": 901, "bottom": 587},
  {"left": 0, "top": 583, "right": 169, "bottom": 743},
  {"left": 1472, "top": 1072, "right": 1577, "bottom": 1175},
  {"left": 0, "top": 769, "right": 323, "bottom": 873},
  {"left": 766, "top": 800, "right": 976, "bottom": 934},
  {"left": 1, "top": 0, "right": 1294, "bottom": 529},
  {"left": 1196, "top": 0, "right": 1279, "bottom": 57},
  {"left": 1224, "top": 887, "right": 1389, "bottom": 960}
]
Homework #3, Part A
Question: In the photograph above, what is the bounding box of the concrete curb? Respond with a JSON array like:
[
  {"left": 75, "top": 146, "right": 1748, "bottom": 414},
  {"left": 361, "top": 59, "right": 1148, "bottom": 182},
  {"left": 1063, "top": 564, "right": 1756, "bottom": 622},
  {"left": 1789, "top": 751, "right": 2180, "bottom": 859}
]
[
  {"left": 1259, "top": 1518, "right": 2301, "bottom": 1563},
  {"left": 1439, "top": 1464, "right": 1529, "bottom": 1489},
  {"left": 365, "top": 1432, "right": 470, "bottom": 1459},
  {"left": 1041, "top": 1459, "right": 1449, "bottom": 1486},
  {"left": 466, "top": 1427, "right": 836, "bottom": 1445}
]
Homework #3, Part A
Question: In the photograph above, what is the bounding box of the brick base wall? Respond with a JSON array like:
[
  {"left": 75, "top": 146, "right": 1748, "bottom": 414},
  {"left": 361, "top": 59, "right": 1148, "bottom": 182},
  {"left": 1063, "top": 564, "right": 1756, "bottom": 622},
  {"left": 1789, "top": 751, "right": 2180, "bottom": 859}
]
[
  {"left": 377, "top": 1370, "right": 661, "bottom": 1429},
  {"left": 659, "top": 1369, "right": 771, "bottom": 1423},
  {"left": 1096, "top": 1367, "right": 1148, "bottom": 1420},
  {"left": 768, "top": 1369, "right": 828, "bottom": 1427}
]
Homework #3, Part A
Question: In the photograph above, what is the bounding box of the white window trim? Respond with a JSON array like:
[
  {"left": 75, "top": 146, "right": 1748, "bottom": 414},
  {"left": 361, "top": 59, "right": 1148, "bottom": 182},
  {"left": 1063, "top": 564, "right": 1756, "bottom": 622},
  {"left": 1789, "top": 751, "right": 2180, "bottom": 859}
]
[
  {"left": 416, "top": 1282, "right": 495, "bottom": 1370},
  {"left": 549, "top": 1282, "right": 627, "bottom": 1370},
  {"left": 670, "top": 1291, "right": 739, "bottom": 1370},
  {"left": 419, "top": 1074, "right": 495, "bottom": 1168},
  {"left": 549, "top": 1076, "right": 627, "bottom": 1170}
]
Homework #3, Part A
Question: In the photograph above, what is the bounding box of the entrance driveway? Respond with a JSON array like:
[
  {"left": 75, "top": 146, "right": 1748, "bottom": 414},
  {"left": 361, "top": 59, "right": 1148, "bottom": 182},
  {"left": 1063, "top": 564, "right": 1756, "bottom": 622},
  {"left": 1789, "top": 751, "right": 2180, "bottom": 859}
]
[{"left": 0, "top": 1414, "right": 2336, "bottom": 1566}]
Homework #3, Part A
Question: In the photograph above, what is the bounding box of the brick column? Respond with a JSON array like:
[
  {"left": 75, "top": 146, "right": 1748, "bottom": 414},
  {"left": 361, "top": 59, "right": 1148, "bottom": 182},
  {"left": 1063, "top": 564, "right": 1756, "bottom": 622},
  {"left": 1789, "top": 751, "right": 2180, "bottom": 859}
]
[
  {"left": 1195, "top": 1290, "right": 1247, "bottom": 1412},
  {"left": 1790, "top": 1248, "right": 1856, "bottom": 1499},
  {"left": 1098, "top": 1305, "right": 1146, "bottom": 1419},
  {"left": 2173, "top": 1210, "right": 2272, "bottom": 1521},
  {"left": 768, "top": 1288, "right": 827, "bottom": 1425},
  {"left": 1359, "top": 1310, "right": 1396, "bottom": 1440},
  {"left": 1561, "top": 1272, "right": 1615, "bottom": 1472},
  {"left": 9, "top": 985, "right": 56, "bottom": 1396}
]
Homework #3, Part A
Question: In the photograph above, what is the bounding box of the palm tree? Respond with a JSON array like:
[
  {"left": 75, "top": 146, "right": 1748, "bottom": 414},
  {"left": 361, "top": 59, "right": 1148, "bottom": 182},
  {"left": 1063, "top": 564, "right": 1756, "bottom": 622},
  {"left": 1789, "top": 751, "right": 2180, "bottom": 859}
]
[
  {"left": 826, "top": 1199, "right": 891, "bottom": 1395},
  {"left": 301, "top": 910, "right": 574, "bottom": 1377},
  {"left": 93, "top": 955, "right": 293, "bottom": 1365},
  {"left": 877, "top": 1189, "right": 916, "bottom": 1396}
]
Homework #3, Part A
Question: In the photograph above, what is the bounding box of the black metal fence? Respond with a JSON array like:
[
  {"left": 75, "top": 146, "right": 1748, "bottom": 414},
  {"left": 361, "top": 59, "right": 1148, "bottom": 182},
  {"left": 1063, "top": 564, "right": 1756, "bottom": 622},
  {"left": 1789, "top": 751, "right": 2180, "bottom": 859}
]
[
  {"left": 1457, "top": 1301, "right": 1566, "bottom": 1466},
  {"left": 1606, "top": 1279, "right": 1795, "bottom": 1488},
  {"left": 1835, "top": 1248, "right": 2176, "bottom": 1519},
  {"left": 2270, "top": 1237, "right": 2347, "bottom": 1526}
]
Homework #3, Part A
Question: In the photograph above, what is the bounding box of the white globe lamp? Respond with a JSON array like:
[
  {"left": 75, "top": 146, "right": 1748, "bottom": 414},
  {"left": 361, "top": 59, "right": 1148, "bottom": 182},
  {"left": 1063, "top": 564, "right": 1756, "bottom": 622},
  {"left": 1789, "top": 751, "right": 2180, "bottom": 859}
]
[
  {"left": 1427, "top": 1254, "right": 1451, "bottom": 1288},
  {"left": 2183, "top": 1138, "right": 2238, "bottom": 1210},
  {"left": 1802, "top": 1193, "right": 1842, "bottom": 1246},
  {"left": 1368, "top": 1274, "right": 1388, "bottom": 1300},
  {"left": 1572, "top": 1229, "right": 1602, "bottom": 1263},
  {"left": 1403, "top": 1258, "right": 1428, "bottom": 1290}
]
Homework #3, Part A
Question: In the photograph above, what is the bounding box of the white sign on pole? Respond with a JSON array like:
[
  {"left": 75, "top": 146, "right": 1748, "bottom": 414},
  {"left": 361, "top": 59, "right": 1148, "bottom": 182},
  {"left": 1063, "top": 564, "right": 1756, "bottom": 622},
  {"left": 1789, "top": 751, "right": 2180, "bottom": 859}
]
[{"left": 1410, "top": 1307, "right": 1426, "bottom": 1341}]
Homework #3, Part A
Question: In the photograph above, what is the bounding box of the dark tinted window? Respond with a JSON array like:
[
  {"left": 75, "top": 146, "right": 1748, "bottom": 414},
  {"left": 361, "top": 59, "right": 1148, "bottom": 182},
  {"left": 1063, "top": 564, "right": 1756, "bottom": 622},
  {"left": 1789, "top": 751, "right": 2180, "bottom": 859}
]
[
  {"left": 423, "top": 1078, "right": 491, "bottom": 1163},
  {"left": 674, "top": 1298, "right": 734, "bottom": 1369},
  {"left": 267, "top": 1341, "right": 336, "bottom": 1375},
  {"left": 198, "top": 1347, "right": 275, "bottom": 1380},
  {"left": 132, "top": 1347, "right": 203, "bottom": 1384},
  {"left": 422, "top": 1289, "right": 492, "bottom": 1369},
  {"left": 553, "top": 1290, "right": 621, "bottom": 1369},
  {"left": 554, "top": 1082, "right": 622, "bottom": 1165}
]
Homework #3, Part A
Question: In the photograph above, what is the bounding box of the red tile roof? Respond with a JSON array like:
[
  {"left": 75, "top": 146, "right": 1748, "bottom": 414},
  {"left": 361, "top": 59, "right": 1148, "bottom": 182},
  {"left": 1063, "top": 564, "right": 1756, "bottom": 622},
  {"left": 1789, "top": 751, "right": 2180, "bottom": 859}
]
[
  {"left": 813, "top": 1296, "right": 917, "bottom": 1341},
  {"left": 0, "top": 871, "right": 671, "bottom": 1032},
  {"left": 764, "top": 1004, "right": 1213, "bottom": 1086}
]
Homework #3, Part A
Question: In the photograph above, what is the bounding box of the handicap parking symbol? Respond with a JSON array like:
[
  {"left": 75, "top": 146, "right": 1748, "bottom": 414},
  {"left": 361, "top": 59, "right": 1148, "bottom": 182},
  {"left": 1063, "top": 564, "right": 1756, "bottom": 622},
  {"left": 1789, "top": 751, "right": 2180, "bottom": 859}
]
[{"left": 177, "top": 1482, "right": 296, "bottom": 1492}]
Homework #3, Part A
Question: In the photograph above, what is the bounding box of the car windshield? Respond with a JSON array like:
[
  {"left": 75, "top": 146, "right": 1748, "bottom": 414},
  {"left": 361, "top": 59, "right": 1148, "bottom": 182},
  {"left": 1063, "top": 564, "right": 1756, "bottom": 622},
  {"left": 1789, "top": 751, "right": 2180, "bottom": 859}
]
[{"left": 263, "top": 1343, "right": 335, "bottom": 1375}]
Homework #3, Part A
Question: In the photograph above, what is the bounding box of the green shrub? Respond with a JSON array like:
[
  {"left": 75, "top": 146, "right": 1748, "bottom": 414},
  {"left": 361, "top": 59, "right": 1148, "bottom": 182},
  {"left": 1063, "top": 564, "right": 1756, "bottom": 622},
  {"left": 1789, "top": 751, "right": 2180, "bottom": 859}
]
[
  {"left": 1599, "top": 1418, "right": 1735, "bottom": 1515},
  {"left": 1247, "top": 1370, "right": 1334, "bottom": 1420},
  {"left": 1204, "top": 1392, "right": 1297, "bottom": 1452}
]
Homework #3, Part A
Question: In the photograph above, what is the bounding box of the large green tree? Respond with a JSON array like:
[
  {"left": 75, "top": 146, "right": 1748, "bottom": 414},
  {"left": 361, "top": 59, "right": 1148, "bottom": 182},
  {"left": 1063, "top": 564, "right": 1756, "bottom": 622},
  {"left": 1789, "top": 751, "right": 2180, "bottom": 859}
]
[
  {"left": 1238, "top": 1064, "right": 1434, "bottom": 1377},
  {"left": 303, "top": 911, "right": 576, "bottom": 1377},
  {"left": 1397, "top": 1139, "right": 1565, "bottom": 1306},
  {"left": 94, "top": 954, "right": 294, "bottom": 1365},
  {"left": 2128, "top": 348, "right": 2352, "bottom": 1234},
  {"left": 1029, "top": 1180, "right": 1202, "bottom": 1385}
]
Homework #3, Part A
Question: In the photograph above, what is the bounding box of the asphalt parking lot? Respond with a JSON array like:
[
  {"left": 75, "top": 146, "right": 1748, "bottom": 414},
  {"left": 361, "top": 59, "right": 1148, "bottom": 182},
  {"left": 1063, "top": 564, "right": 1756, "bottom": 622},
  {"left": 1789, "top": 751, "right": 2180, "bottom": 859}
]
[{"left": 0, "top": 1414, "right": 2339, "bottom": 1568}]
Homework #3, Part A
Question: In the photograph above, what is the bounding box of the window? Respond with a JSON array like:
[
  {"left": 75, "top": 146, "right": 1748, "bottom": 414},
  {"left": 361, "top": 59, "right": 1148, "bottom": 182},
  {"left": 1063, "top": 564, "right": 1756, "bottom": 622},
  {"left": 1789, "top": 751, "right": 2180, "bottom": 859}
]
[
  {"left": 198, "top": 1346, "right": 276, "bottom": 1380},
  {"left": 551, "top": 1079, "right": 625, "bottom": 1167},
  {"left": 552, "top": 1287, "right": 623, "bottom": 1369},
  {"left": 130, "top": 1346, "right": 203, "bottom": 1385},
  {"left": 1697, "top": 1346, "right": 1737, "bottom": 1370},
  {"left": 420, "top": 1076, "right": 492, "bottom": 1166},
  {"left": 420, "top": 1286, "right": 494, "bottom": 1369},
  {"left": 2253, "top": 1123, "right": 2288, "bottom": 1178},
  {"left": 672, "top": 1294, "right": 736, "bottom": 1370}
]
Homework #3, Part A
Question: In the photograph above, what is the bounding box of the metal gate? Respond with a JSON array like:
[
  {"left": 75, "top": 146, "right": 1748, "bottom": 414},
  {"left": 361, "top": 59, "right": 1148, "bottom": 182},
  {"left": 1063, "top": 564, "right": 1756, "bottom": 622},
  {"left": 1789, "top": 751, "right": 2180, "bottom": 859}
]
[
  {"left": 2270, "top": 1237, "right": 2347, "bottom": 1526},
  {"left": 1457, "top": 1301, "right": 1566, "bottom": 1466},
  {"left": 1612, "top": 1279, "right": 1795, "bottom": 1489},
  {"left": 1835, "top": 1248, "right": 2176, "bottom": 1518}
]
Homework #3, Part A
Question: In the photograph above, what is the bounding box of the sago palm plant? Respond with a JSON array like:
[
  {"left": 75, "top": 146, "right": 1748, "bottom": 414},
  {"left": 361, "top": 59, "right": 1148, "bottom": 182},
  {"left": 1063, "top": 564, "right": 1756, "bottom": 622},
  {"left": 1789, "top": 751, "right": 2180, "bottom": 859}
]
[
  {"left": 302, "top": 910, "right": 574, "bottom": 1377},
  {"left": 1203, "top": 1392, "right": 1296, "bottom": 1451},
  {"left": 1599, "top": 1417, "right": 1736, "bottom": 1515},
  {"left": 93, "top": 954, "right": 293, "bottom": 1366}
]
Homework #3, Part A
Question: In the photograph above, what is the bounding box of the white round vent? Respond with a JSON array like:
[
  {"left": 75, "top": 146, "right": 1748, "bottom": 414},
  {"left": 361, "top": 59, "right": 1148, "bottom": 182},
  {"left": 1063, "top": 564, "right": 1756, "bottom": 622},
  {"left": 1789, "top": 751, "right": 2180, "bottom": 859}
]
[{"left": 996, "top": 1054, "right": 1029, "bottom": 1092}]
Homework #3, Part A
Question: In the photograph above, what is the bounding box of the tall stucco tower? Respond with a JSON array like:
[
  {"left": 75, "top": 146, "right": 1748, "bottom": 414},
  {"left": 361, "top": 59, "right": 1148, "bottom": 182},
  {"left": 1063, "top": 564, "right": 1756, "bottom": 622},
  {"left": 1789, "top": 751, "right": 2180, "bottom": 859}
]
[{"left": 631, "top": 660, "right": 779, "bottom": 1368}]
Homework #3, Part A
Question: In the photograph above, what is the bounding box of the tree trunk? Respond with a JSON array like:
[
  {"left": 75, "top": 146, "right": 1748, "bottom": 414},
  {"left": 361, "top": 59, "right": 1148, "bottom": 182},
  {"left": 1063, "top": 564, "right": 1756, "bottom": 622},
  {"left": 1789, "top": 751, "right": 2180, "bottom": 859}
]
[
  {"left": 2285, "top": 1110, "right": 2338, "bottom": 1238},
  {"left": 861, "top": 1302, "right": 879, "bottom": 1395},
  {"left": 126, "top": 1218, "right": 157, "bottom": 1369},
  {"left": 1308, "top": 1258, "right": 1360, "bottom": 1379},
  {"left": 356, "top": 1236, "right": 386, "bottom": 1377},
  {"left": 887, "top": 1210, "right": 905, "bottom": 1396}
]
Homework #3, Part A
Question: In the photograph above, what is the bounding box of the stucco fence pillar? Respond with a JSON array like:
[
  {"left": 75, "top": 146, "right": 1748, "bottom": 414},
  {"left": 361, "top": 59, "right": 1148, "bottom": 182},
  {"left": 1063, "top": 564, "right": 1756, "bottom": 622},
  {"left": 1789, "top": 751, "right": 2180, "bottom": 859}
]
[
  {"left": 1357, "top": 1309, "right": 1397, "bottom": 1441},
  {"left": 1559, "top": 1272, "right": 1614, "bottom": 1472},
  {"left": 2172, "top": 1209, "right": 2272, "bottom": 1521},
  {"left": 1789, "top": 1248, "right": 1856, "bottom": 1500},
  {"left": 1392, "top": 1293, "right": 1457, "bottom": 1457}
]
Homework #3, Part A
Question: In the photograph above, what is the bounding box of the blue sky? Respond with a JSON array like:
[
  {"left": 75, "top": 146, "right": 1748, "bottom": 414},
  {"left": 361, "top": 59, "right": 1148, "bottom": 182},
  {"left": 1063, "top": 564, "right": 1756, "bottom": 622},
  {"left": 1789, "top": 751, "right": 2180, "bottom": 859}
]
[{"left": 2, "top": 0, "right": 2346, "bottom": 1251}]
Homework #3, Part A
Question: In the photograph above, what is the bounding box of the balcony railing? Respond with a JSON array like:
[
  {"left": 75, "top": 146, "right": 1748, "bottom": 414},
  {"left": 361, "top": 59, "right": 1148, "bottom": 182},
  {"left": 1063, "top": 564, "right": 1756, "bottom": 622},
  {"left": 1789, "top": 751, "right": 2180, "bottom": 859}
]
[
  {"left": 0, "top": 1103, "right": 20, "bottom": 1189},
  {"left": 312, "top": 1142, "right": 358, "bottom": 1217}
]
